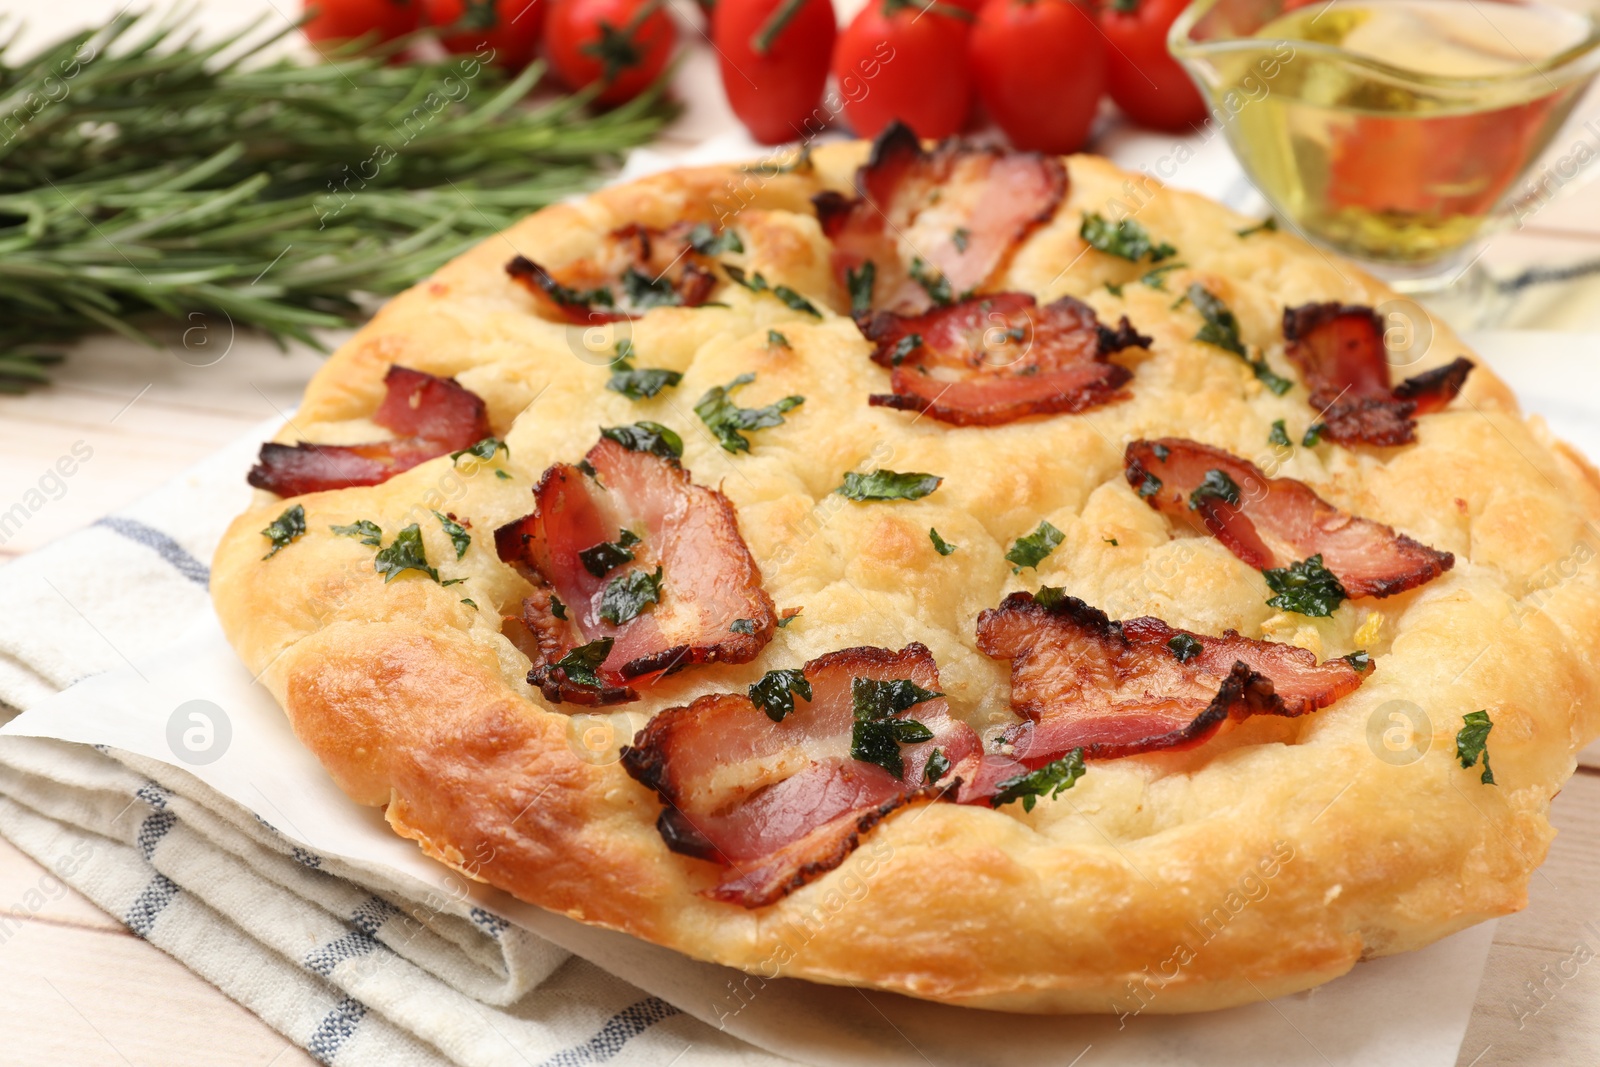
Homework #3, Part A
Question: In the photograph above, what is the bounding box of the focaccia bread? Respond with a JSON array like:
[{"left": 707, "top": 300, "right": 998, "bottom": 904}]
[{"left": 212, "top": 128, "right": 1600, "bottom": 1014}]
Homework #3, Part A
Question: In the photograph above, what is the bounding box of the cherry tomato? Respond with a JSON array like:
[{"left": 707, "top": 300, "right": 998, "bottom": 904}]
[
  {"left": 1098, "top": 0, "right": 1208, "bottom": 132},
  {"left": 970, "top": 0, "right": 1105, "bottom": 153},
  {"left": 714, "top": 0, "right": 837, "bottom": 145},
  {"left": 425, "top": 0, "right": 546, "bottom": 67},
  {"left": 544, "top": 0, "right": 677, "bottom": 105},
  {"left": 301, "top": 0, "right": 420, "bottom": 49},
  {"left": 832, "top": 0, "right": 972, "bottom": 140}
]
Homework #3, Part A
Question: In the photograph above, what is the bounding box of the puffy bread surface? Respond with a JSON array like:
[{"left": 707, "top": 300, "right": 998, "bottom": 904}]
[{"left": 212, "top": 142, "right": 1600, "bottom": 1013}]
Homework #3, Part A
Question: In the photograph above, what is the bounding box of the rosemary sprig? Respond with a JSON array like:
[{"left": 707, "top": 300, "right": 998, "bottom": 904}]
[{"left": 0, "top": 9, "right": 676, "bottom": 391}]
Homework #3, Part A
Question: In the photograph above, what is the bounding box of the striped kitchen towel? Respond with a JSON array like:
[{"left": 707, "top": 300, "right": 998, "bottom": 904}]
[{"left": 0, "top": 424, "right": 793, "bottom": 1067}]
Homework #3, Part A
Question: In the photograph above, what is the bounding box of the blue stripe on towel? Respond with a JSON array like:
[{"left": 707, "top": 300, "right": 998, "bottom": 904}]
[
  {"left": 306, "top": 995, "right": 368, "bottom": 1064},
  {"left": 305, "top": 930, "right": 385, "bottom": 977},
  {"left": 125, "top": 873, "right": 181, "bottom": 938},
  {"left": 536, "top": 998, "right": 680, "bottom": 1067},
  {"left": 95, "top": 516, "right": 210, "bottom": 587},
  {"left": 136, "top": 810, "right": 177, "bottom": 860},
  {"left": 350, "top": 895, "right": 400, "bottom": 936}
]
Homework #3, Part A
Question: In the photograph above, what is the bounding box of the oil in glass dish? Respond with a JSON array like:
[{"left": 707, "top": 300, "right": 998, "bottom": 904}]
[{"left": 1220, "top": 0, "right": 1596, "bottom": 266}]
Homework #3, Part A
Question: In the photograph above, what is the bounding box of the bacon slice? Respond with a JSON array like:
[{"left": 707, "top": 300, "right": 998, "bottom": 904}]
[
  {"left": 1282, "top": 302, "right": 1474, "bottom": 446},
  {"left": 978, "top": 591, "right": 1367, "bottom": 767},
  {"left": 860, "top": 292, "right": 1146, "bottom": 426},
  {"left": 621, "top": 643, "right": 983, "bottom": 907},
  {"left": 1124, "top": 438, "right": 1453, "bottom": 599},
  {"left": 506, "top": 222, "right": 719, "bottom": 326},
  {"left": 494, "top": 436, "right": 775, "bottom": 698},
  {"left": 814, "top": 122, "right": 1067, "bottom": 315},
  {"left": 247, "top": 366, "right": 490, "bottom": 496}
]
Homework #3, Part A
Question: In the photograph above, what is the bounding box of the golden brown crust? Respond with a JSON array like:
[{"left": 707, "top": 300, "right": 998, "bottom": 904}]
[{"left": 211, "top": 145, "right": 1600, "bottom": 1013}]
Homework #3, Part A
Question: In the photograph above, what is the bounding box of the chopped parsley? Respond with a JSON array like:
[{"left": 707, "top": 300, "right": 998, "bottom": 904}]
[
  {"left": 373, "top": 524, "right": 439, "bottom": 583},
  {"left": 767, "top": 329, "right": 790, "bottom": 350},
  {"left": 929, "top": 528, "right": 958, "bottom": 556},
  {"left": 749, "top": 668, "right": 813, "bottom": 723},
  {"left": 722, "top": 264, "right": 821, "bottom": 316},
  {"left": 836, "top": 469, "right": 943, "bottom": 501},
  {"left": 730, "top": 618, "right": 756, "bottom": 635},
  {"left": 1456, "top": 710, "right": 1496, "bottom": 785},
  {"left": 620, "top": 267, "right": 680, "bottom": 310},
  {"left": 846, "top": 261, "right": 876, "bottom": 315},
  {"left": 1006, "top": 520, "right": 1064, "bottom": 572},
  {"left": 951, "top": 227, "right": 970, "bottom": 252},
  {"left": 1033, "top": 585, "right": 1070, "bottom": 610},
  {"left": 607, "top": 363, "right": 683, "bottom": 401},
  {"left": 544, "top": 277, "right": 613, "bottom": 308},
  {"left": 1135, "top": 471, "right": 1163, "bottom": 499},
  {"left": 1262, "top": 554, "right": 1347, "bottom": 617},
  {"left": 601, "top": 421, "right": 683, "bottom": 460},
  {"left": 1079, "top": 212, "right": 1176, "bottom": 263},
  {"left": 694, "top": 373, "right": 804, "bottom": 453},
  {"left": 260, "top": 505, "right": 306, "bottom": 560},
  {"left": 1302, "top": 423, "right": 1326, "bottom": 447},
  {"left": 460, "top": 598, "right": 478, "bottom": 609},
  {"left": 597, "top": 566, "right": 663, "bottom": 625},
  {"left": 330, "top": 519, "right": 382, "bottom": 547},
  {"left": 553, "top": 638, "right": 613, "bottom": 688},
  {"left": 433, "top": 511, "right": 470, "bottom": 559},
  {"left": 1105, "top": 281, "right": 1125, "bottom": 297},
  {"left": 1342, "top": 649, "right": 1373, "bottom": 672},
  {"left": 686, "top": 223, "right": 743, "bottom": 256},
  {"left": 1188, "top": 468, "right": 1242, "bottom": 510},
  {"left": 924, "top": 747, "right": 952, "bottom": 785},
  {"left": 1103, "top": 536, "right": 1119, "bottom": 547},
  {"left": 1139, "top": 262, "right": 1187, "bottom": 290},
  {"left": 1188, "top": 283, "right": 1292, "bottom": 395},
  {"left": 1268, "top": 420, "right": 1291, "bottom": 447},
  {"left": 777, "top": 608, "right": 801, "bottom": 627},
  {"left": 1236, "top": 218, "right": 1278, "bottom": 238},
  {"left": 991, "top": 749, "right": 1086, "bottom": 812},
  {"left": 579, "top": 529, "right": 640, "bottom": 578},
  {"left": 495, "top": 469, "right": 512, "bottom": 480},
  {"left": 451, "top": 437, "right": 509, "bottom": 464},
  {"left": 850, "top": 678, "right": 942, "bottom": 777},
  {"left": 887, "top": 333, "right": 922, "bottom": 366},
  {"left": 1152, "top": 443, "right": 1171, "bottom": 460},
  {"left": 550, "top": 595, "right": 567, "bottom": 620},
  {"left": 1168, "top": 634, "right": 1203, "bottom": 662},
  {"left": 908, "top": 257, "right": 953, "bottom": 306}
]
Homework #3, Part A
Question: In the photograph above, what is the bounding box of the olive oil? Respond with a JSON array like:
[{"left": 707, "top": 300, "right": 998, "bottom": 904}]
[{"left": 1212, "top": 0, "right": 1596, "bottom": 264}]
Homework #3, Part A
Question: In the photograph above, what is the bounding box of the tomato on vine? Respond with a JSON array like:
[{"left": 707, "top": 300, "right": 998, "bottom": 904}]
[
  {"left": 1098, "top": 0, "right": 1208, "bottom": 132},
  {"left": 425, "top": 0, "right": 546, "bottom": 68},
  {"left": 714, "top": 0, "right": 837, "bottom": 144},
  {"left": 301, "top": 0, "right": 421, "bottom": 50},
  {"left": 545, "top": 0, "right": 676, "bottom": 105},
  {"left": 833, "top": 0, "right": 974, "bottom": 140},
  {"left": 970, "top": 0, "right": 1105, "bottom": 153}
]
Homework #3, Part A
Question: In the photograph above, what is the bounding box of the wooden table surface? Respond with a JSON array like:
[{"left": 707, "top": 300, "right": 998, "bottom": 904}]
[{"left": 4, "top": 4, "right": 1600, "bottom": 1064}]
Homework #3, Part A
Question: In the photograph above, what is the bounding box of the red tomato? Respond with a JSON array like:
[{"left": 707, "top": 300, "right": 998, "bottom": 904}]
[
  {"left": 1098, "top": 0, "right": 1208, "bottom": 132},
  {"left": 714, "top": 0, "right": 837, "bottom": 145},
  {"left": 970, "top": 0, "right": 1104, "bottom": 153},
  {"left": 544, "top": 0, "right": 677, "bottom": 105},
  {"left": 832, "top": 0, "right": 972, "bottom": 140},
  {"left": 425, "top": 0, "right": 546, "bottom": 67},
  {"left": 301, "top": 0, "right": 420, "bottom": 49}
]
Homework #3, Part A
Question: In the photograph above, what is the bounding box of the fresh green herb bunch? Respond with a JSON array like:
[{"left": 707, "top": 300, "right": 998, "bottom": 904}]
[{"left": 0, "top": 10, "right": 676, "bottom": 391}]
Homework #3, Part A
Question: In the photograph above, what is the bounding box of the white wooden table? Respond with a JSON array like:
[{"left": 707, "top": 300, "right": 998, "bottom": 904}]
[{"left": 3, "top": 3, "right": 1600, "bottom": 1064}]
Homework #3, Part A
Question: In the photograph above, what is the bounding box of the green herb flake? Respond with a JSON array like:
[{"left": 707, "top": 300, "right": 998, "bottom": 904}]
[
  {"left": 929, "top": 528, "right": 958, "bottom": 556},
  {"left": 767, "top": 329, "right": 790, "bottom": 350},
  {"left": 749, "top": 668, "right": 813, "bottom": 723},
  {"left": 1268, "top": 420, "right": 1291, "bottom": 447},
  {"left": 924, "top": 747, "right": 952, "bottom": 785},
  {"left": 1456, "top": 710, "right": 1496, "bottom": 785},
  {"left": 1105, "top": 281, "right": 1125, "bottom": 297},
  {"left": 1302, "top": 423, "right": 1326, "bottom": 447},
  {"left": 1136, "top": 472, "right": 1163, "bottom": 499},
  {"left": 620, "top": 267, "right": 680, "bottom": 310},
  {"left": 601, "top": 421, "right": 683, "bottom": 460},
  {"left": 1034, "top": 585, "right": 1070, "bottom": 611},
  {"left": 330, "top": 519, "right": 382, "bottom": 547},
  {"left": 908, "top": 257, "right": 953, "bottom": 306},
  {"left": 607, "top": 364, "right": 683, "bottom": 400},
  {"left": 1263, "top": 554, "right": 1347, "bottom": 618},
  {"left": 550, "top": 595, "right": 568, "bottom": 620},
  {"left": 888, "top": 333, "right": 922, "bottom": 366},
  {"left": 1188, "top": 468, "right": 1242, "bottom": 511},
  {"left": 1168, "top": 633, "right": 1203, "bottom": 663},
  {"left": 373, "top": 524, "right": 440, "bottom": 583},
  {"left": 846, "top": 261, "right": 876, "bottom": 315},
  {"left": 460, "top": 598, "right": 478, "bottom": 609},
  {"left": 1007, "top": 520, "right": 1064, "bottom": 572},
  {"left": 730, "top": 618, "right": 756, "bottom": 635},
  {"left": 837, "top": 469, "right": 943, "bottom": 502},
  {"left": 1188, "top": 283, "right": 1247, "bottom": 357},
  {"left": 451, "top": 437, "right": 509, "bottom": 464},
  {"left": 1253, "top": 361, "right": 1294, "bottom": 396},
  {"left": 686, "top": 223, "right": 743, "bottom": 256},
  {"left": 260, "top": 505, "right": 306, "bottom": 560},
  {"left": 991, "top": 749, "right": 1086, "bottom": 812},
  {"left": 1342, "top": 649, "right": 1373, "bottom": 672},
  {"left": 850, "top": 677, "right": 942, "bottom": 777},
  {"left": 1236, "top": 218, "right": 1278, "bottom": 238},
  {"left": 597, "top": 566, "right": 663, "bottom": 625},
  {"left": 722, "top": 264, "right": 821, "bottom": 317},
  {"left": 1140, "top": 262, "right": 1187, "bottom": 290},
  {"left": 433, "top": 511, "right": 471, "bottom": 559},
  {"left": 495, "top": 469, "right": 512, "bottom": 480},
  {"left": 777, "top": 609, "right": 801, "bottom": 627},
  {"left": 951, "top": 227, "right": 970, "bottom": 253},
  {"left": 693, "top": 373, "right": 804, "bottom": 453},
  {"left": 1080, "top": 212, "right": 1177, "bottom": 263},
  {"left": 553, "top": 638, "right": 613, "bottom": 688},
  {"left": 1102, "top": 536, "right": 1119, "bottom": 547},
  {"left": 578, "top": 529, "right": 640, "bottom": 578}
]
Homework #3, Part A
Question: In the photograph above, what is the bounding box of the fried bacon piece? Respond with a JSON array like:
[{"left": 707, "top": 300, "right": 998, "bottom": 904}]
[
  {"left": 860, "top": 292, "right": 1147, "bottom": 426},
  {"left": 494, "top": 435, "right": 775, "bottom": 701},
  {"left": 1282, "top": 302, "right": 1474, "bottom": 446},
  {"left": 1124, "top": 437, "right": 1453, "bottom": 599},
  {"left": 622, "top": 643, "right": 983, "bottom": 907},
  {"left": 813, "top": 122, "right": 1067, "bottom": 315},
  {"left": 247, "top": 366, "right": 490, "bottom": 497},
  {"left": 506, "top": 222, "right": 720, "bottom": 325},
  {"left": 979, "top": 591, "right": 1367, "bottom": 767}
]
